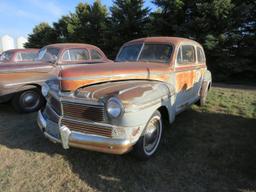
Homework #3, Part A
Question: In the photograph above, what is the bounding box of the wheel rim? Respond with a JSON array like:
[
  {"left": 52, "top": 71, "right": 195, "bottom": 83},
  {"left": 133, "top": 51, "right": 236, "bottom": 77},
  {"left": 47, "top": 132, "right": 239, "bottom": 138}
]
[
  {"left": 20, "top": 91, "right": 40, "bottom": 110},
  {"left": 143, "top": 115, "right": 162, "bottom": 156}
]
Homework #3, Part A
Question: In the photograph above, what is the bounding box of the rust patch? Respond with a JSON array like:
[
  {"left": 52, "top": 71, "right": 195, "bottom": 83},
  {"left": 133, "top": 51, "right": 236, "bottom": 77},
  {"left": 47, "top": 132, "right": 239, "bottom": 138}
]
[
  {"left": 118, "top": 86, "right": 152, "bottom": 101},
  {"left": 176, "top": 70, "right": 196, "bottom": 92},
  {"left": 132, "top": 127, "right": 141, "bottom": 137},
  {"left": 76, "top": 80, "right": 158, "bottom": 103},
  {"left": 60, "top": 62, "right": 171, "bottom": 91},
  {"left": 61, "top": 74, "right": 168, "bottom": 91}
]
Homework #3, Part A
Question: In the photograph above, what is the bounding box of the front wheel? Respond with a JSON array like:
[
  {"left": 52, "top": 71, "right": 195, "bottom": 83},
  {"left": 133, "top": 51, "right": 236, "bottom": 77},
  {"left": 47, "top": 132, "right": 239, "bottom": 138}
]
[
  {"left": 133, "top": 110, "right": 163, "bottom": 160},
  {"left": 12, "top": 89, "right": 45, "bottom": 113}
]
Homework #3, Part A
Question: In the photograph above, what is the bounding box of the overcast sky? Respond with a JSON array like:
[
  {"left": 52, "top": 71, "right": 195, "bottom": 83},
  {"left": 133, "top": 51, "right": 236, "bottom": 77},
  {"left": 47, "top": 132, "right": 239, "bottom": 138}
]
[{"left": 0, "top": 0, "right": 155, "bottom": 38}]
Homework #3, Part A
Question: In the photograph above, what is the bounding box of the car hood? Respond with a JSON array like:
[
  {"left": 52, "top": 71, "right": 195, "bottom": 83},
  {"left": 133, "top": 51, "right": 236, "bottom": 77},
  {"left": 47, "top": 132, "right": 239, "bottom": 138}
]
[{"left": 60, "top": 61, "right": 171, "bottom": 91}]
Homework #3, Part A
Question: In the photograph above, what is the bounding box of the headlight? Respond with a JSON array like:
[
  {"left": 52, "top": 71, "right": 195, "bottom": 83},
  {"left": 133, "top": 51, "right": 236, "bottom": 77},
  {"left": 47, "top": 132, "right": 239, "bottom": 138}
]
[
  {"left": 106, "top": 97, "right": 123, "bottom": 118},
  {"left": 41, "top": 83, "right": 50, "bottom": 97}
]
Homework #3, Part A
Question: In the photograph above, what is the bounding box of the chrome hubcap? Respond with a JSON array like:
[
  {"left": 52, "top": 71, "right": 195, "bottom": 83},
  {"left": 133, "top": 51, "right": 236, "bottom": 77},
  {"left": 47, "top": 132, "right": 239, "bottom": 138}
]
[
  {"left": 21, "top": 91, "right": 40, "bottom": 109},
  {"left": 143, "top": 116, "right": 162, "bottom": 155}
]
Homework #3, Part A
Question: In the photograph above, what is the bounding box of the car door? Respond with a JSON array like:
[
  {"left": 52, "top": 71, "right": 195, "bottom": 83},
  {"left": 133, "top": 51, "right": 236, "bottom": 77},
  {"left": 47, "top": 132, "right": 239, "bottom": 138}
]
[
  {"left": 174, "top": 44, "right": 197, "bottom": 112},
  {"left": 193, "top": 46, "right": 207, "bottom": 98}
]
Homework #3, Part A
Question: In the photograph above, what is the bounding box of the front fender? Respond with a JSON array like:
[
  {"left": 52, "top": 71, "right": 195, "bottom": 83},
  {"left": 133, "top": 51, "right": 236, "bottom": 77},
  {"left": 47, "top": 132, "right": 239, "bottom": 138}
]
[
  {"left": 76, "top": 80, "right": 176, "bottom": 127},
  {"left": 115, "top": 81, "right": 176, "bottom": 144},
  {"left": 118, "top": 81, "right": 175, "bottom": 110}
]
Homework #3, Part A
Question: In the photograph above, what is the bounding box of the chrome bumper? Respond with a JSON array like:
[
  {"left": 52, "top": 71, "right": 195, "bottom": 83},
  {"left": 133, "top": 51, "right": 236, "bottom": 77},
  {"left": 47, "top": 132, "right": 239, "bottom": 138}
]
[{"left": 37, "top": 110, "right": 133, "bottom": 154}]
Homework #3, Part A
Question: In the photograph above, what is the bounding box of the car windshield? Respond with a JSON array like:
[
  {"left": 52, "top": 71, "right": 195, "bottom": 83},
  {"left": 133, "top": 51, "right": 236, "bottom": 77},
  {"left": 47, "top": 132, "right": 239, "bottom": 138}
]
[
  {"left": 36, "top": 47, "right": 60, "bottom": 61},
  {"left": 0, "top": 51, "right": 14, "bottom": 62},
  {"left": 116, "top": 43, "right": 173, "bottom": 63},
  {"left": 116, "top": 44, "right": 143, "bottom": 62}
]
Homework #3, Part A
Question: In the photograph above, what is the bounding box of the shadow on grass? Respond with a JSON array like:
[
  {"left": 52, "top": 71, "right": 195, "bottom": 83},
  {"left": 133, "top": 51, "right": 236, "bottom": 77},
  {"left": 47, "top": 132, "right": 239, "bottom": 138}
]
[{"left": 0, "top": 103, "right": 255, "bottom": 192}]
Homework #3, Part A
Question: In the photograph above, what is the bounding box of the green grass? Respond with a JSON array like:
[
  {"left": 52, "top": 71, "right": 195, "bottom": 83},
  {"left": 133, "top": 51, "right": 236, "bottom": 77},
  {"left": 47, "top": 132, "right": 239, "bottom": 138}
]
[
  {"left": 0, "top": 87, "right": 255, "bottom": 192},
  {"left": 194, "top": 87, "right": 256, "bottom": 118}
]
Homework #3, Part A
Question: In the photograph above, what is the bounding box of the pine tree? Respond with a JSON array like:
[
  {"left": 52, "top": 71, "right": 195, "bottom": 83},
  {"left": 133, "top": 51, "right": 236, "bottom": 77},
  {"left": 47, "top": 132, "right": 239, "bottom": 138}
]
[
  {"left": 72, "top": 1, "right": 108, "bottom": 47},
  {"left": 109, "top": 0, "right": 150, "bottom": 56},
  {"left": 25, "top": 22, "right": 57, "bottom": 48},
  {"left": 54, "top": 0, "right": 108, "bottom": 49},
  {"left": 53, "top": 14, "right": 79, "bottom": 42}
]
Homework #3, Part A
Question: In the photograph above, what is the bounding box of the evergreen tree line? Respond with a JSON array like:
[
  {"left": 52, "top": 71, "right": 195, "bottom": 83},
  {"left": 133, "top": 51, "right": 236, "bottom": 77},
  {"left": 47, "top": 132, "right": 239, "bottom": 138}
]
[{"left": 25, "top": 0, "right": 256, "bottom": 82}]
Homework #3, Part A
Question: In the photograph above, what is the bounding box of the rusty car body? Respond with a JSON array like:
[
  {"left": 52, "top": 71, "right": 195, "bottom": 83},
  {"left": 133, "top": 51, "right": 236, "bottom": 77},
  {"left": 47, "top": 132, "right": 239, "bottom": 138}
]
[
  {"left": 0, "top": 43, "right": 110, "bottom": 112},
  {"left": 37, "top": 37, "right": 212, "bottom": 159},
  {"left": 0, "top": 49, "right": 39, "bottom": 64}
]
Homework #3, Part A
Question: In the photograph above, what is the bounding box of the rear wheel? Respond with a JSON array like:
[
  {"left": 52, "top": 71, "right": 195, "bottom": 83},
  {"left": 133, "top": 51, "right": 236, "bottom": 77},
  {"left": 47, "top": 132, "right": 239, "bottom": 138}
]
[
  {"left": 12, "top": 89, "right": 45, "bottom": 113},
  {"left": 133, "top": 110, "right": 163, "bottom": 160}
]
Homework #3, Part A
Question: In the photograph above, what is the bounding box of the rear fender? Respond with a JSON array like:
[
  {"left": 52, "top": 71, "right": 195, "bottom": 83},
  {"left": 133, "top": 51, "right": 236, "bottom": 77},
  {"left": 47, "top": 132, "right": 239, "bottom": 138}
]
[{"left": 200, "top": 70, "right": 212, "bottom": 97}]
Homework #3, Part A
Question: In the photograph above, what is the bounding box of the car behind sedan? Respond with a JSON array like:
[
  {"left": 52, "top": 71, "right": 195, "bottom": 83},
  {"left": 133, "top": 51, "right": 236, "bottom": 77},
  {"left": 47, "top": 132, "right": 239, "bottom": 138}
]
[{"left": 0, "top": 49, "right": 39, "bottom": 64}]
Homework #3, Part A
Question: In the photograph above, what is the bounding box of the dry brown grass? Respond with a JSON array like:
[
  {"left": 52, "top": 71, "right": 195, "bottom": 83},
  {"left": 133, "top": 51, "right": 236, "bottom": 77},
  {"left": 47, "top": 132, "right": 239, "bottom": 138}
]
[{"left": 0, "top": 87, "right": 255, "bottom": 192}]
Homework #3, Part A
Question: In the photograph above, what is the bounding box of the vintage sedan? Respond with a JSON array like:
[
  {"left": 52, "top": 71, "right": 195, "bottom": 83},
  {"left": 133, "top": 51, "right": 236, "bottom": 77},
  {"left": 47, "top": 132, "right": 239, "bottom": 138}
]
[
  {"left": 0, "top": 49, "right": 38, "bottom": 64},
  {"left": 38, "top": 37, "right": 212, "bottom": 160},
  {"left": 0, "top": 43, "right": 110, "bottom": 113}
]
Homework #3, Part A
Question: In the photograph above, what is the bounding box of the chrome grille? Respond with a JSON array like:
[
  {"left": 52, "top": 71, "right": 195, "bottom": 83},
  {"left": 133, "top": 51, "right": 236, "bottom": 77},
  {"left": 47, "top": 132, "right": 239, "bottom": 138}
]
[
  {"left": 61, "top": 118, "right": 112, "bottom": 137},
  {"left": 49, "top": 96, "right": 61, "bottom": 115},
  {"left": 62, "top": 102, "right": 105, "bottom": 122},
  {"left": 44, "top": 105, "right": 59, "bottom": 123}
]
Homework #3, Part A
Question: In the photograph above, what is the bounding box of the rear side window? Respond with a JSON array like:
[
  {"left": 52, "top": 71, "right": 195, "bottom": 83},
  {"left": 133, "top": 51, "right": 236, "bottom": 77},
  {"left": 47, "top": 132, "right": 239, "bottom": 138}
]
[
  {"left": 91, "top": 50, "right": 102, "bottom": 60},
  {"left": 177, "top": 45, "right": 196, "bottom": 64},
  {"left": 15, "top": 53, "right": 22, "bottom": 61},
  {"left": 197, "top": 47, "right": 206, "bottom": 63},
  {"left": 63, "top": 48, "right": 89, "bottom": 61},
  {"left": 16, "top": 52, "right": 37, "bottom": 61}
]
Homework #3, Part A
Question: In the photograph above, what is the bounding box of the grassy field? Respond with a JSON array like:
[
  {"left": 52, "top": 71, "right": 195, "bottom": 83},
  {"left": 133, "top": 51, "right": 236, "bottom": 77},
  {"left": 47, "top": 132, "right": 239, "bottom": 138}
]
[{"left": 0, "top": 87, "right": 255, "bottom": 192}]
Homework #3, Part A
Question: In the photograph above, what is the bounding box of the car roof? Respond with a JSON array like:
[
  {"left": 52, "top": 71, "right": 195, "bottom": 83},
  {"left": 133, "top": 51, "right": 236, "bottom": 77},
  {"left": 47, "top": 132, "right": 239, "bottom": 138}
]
[
  {"left": 124, "top": 37, "right": 202, "bottom": 47},
  {"left": 45, "top": 43, "right": 100, "bottom": 50},
  {"left": 3, "top": 48, "right": 39, "bottom": 53}
]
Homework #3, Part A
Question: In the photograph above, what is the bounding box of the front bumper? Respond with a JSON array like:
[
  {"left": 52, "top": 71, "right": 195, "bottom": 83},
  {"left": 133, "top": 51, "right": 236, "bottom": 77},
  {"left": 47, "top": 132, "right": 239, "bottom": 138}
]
[{"left": 37, "top": 110, "right": 134, "bottom": 154}]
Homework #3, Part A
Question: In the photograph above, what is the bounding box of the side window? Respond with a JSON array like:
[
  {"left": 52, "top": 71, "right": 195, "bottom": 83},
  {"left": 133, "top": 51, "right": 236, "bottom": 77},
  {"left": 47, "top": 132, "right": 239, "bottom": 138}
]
[
  {"left": 177, "top": 48, "right": 182, "bottom": 63},
  {"left": 20, "top": 52, "right": 37, "bottom": 61},
  {"left": 197, "top": 47, "right": 206, "bottom": 63},
  {"left": 15, "top": 53, "right": 22, "bottom": 61},
  {"left": 91, "top": 50, "right": 102, "bottom": 60},
  {"left": 63, "top": 48, "right": 89, "bottom": 61},
  {"left": 177, "top": 45, "right": 196, "bottom": 65},
  {"left": 62, "top": 50, "right": 70, "bottom": 61},
  {"left": 139, "top": 44, "right": 173, "bottom": 63}
]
